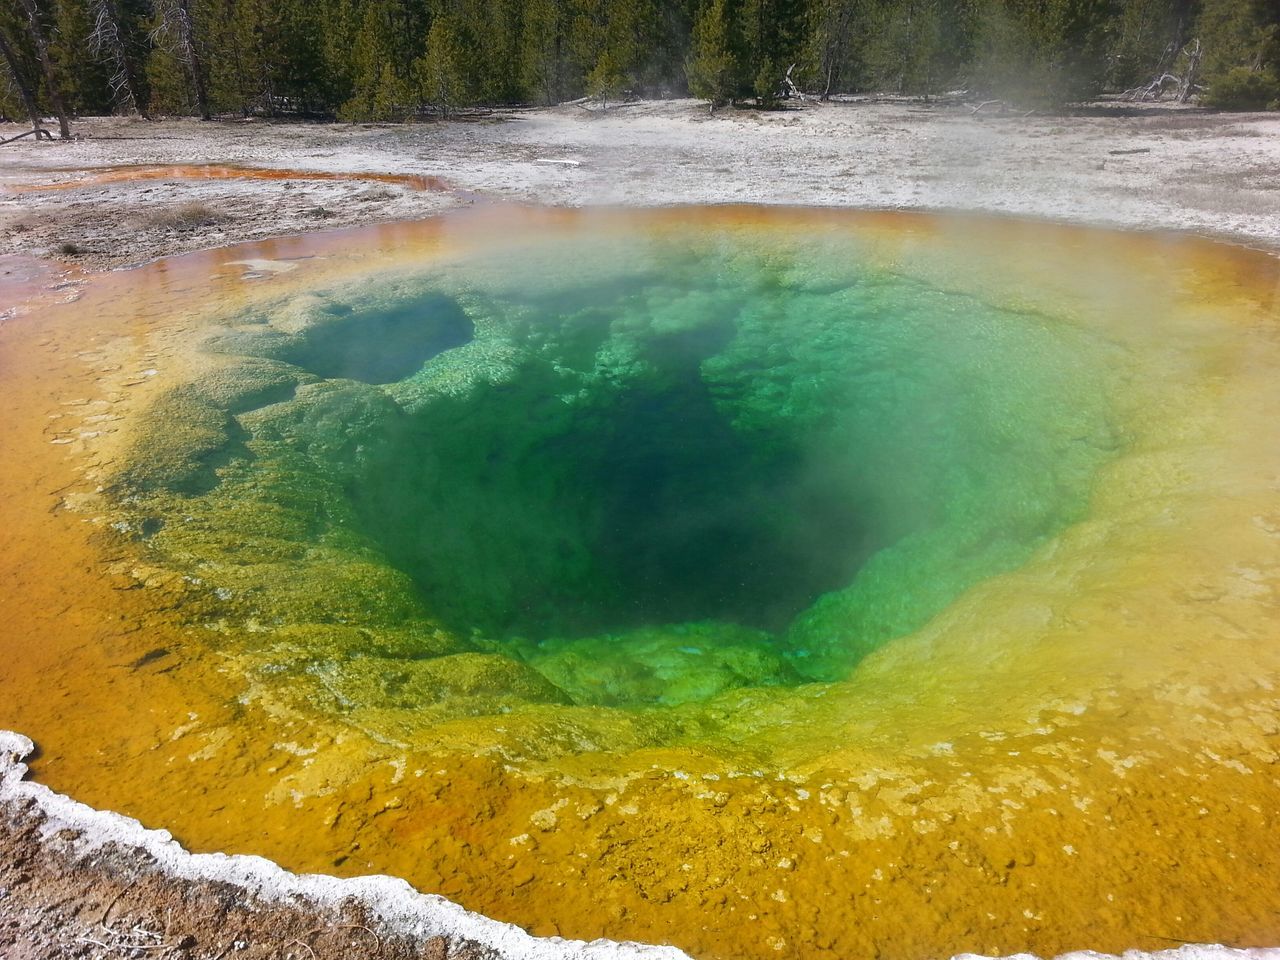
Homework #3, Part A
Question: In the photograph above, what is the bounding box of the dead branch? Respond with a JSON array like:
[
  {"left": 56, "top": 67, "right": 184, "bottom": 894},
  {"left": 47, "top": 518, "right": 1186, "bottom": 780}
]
[
  {"left": 1120, "top": 39, "right": 1203, "bottom": 104},
  {"left": 88, "top": 0, "right": 147, "bottom": 117},
  {"left": 781, "top": 63, "right": 806, "bottom": 102},
  {"left": 0, "top": 127, "right": 55, "bottom": 145},
  {"left": 99, "top": 880, "right": 137, "bottom": 931},
  {"left": 1121, "top": 73, "right": 1181, "bottom": 101},
  {"left": 276, "top": 937, "right": 317, "bottom": 959},
  {"left": 1178, "top": 39, "right": 1202, "bottom": 104},
  {"left": 337, "top": 923, "right": 383, "bottom": 950},
  {"left": 150, "top": 0, "right": 210, "bottom": 119}
]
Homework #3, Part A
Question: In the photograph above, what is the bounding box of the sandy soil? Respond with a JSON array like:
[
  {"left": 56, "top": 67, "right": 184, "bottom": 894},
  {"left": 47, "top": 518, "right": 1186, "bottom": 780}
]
[
  {"left": 2, "top": 99, "right": 1280, "bottom": 272},
  {"left": 3, "top": 99, "right": 1280, "bottom": 960}
]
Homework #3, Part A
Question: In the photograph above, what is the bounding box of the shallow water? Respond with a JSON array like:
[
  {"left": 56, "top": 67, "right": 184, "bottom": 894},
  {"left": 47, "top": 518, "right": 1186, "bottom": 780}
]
[{"left": 1, "top": 207, "right": 1279, "bottom": 959}]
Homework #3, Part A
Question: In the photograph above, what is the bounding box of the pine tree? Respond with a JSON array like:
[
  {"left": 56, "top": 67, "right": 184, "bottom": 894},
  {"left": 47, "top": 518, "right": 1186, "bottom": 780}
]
[
  {"left": 49, "top": 0, "right": 115, "bottom": 115},
  {"left": 11, "top": 0, "right": 1280, "bottom": 122},
  {"left": 866, "top": 0, "right": 946, "bottom": 96},
  {"left": 457, "top": 0, "right": 524, "bottom": 103},
  {"left": 522, "top": 0, "right": 568, "bottom": 105},
  {"left": 586, "top": 49, "right": 626, "bottom": 106},
  {"left": 687, "top": 0, "right": 739, "bottom": 109},
  {"left": 85, "top": 0, "right": 148, "bottom": 115},
  {"left": 1107, "top": 0, "right": 1191, "bottom": 91},
  {"left": 274, "top": 0, "right": 329, "bottom": 114},
  {"left": 319, "top": 0, "right": 358, "bottom": 111},
  {"left": 151, "top": 0, "right": 212, "bottom": 118},
  {"left": 1198, "top": 0, "right": 1280, "bottom": 108},
  {"left": 809, "top": 0, "right": 866, "bottom": 99},
  {"left": 970, "top": 0, "right": 1113, "bottom": 106},
  {"left": 415, "top": 15, "right": 467, "bottom": 117},
  {"left": 340, "top": 3, "right": 411, "bottom": 121},
  {"left": 740, "top": 0, "right": 806, "bottom": 103}
]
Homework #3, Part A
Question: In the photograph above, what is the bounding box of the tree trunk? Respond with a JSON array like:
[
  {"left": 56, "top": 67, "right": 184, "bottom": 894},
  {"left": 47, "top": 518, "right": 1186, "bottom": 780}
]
[
  {"left": 0, "top": 28, "right": 45, "bottom": 134},
  {"left": 95, "top": 0, "right": 148, "bottom": 117},
  {"left": 218, "top": 0, "right": 251, "bottom": 115},
  {"left": 1178, "top": 38, "right": 1202, "bottom": 104},
  {"left": 158, "top": 0, "right": 211, "bottom": 118},
  {"left": 181, "top": 0, "right": 212, "bottom": 119},
  {"left": 17, "top": 0, "right": 71, "bottom": 139}
]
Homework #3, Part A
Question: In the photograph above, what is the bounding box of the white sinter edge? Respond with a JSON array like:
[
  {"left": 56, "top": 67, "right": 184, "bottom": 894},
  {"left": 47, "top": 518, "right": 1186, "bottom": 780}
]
[
  {"left": 0, "top": 729, "right": 689, "bottom": 960},
  {"left": 2, "top": 729, "right": 1277, "bottom": 960}
]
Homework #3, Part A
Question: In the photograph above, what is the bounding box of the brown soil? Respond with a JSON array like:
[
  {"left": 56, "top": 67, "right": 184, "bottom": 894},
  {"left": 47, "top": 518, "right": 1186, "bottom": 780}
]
[{"left": 0, "top": 796, "right": 492, "bottom": 960}]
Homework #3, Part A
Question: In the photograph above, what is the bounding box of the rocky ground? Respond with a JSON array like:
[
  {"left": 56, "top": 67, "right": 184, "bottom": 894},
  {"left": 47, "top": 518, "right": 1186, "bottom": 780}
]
[
  {"left": 0, "top": 796, "right": 465, "bottom": 960},
  {"left": 2, "top": 98, "right": 1279, "bottom": 272}
]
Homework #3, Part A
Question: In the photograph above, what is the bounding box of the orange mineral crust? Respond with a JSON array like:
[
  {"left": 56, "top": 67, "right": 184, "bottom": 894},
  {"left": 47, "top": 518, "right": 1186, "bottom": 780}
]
[
  {"left": 8, "top": 163, "right": 452, "bottom": 194},
  {"left": 1, "top": 207, "right": 1278, "bottom": 960}
]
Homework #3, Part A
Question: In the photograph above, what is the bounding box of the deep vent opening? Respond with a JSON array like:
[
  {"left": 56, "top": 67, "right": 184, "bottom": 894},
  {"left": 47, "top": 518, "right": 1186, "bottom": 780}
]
[
  {"left": 585, "top": 371, "right": 880, "bottom": 635},
  {"left": 217, "top": 236, "right": 1120, "bottom": 695},
  {"left": 349, "top": 347, "right": 894, "bottom": 645}
]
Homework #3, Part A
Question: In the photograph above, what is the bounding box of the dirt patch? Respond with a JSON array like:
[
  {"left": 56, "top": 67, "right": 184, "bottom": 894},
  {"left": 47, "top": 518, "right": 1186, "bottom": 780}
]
[{"left": 0, "top": 798, "right": 489, "bottom": 960}]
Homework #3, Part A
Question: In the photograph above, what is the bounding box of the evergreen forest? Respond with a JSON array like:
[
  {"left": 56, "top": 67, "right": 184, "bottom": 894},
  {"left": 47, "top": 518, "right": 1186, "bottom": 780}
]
[{"left": 1, "top": 0, "right": 1278, "bottom": 130}]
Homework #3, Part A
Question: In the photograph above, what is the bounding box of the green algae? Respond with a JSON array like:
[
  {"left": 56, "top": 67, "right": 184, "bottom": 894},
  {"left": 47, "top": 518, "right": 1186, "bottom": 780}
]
[{"left": 112, "top": 219, "right": 1125, "bottom": 738}]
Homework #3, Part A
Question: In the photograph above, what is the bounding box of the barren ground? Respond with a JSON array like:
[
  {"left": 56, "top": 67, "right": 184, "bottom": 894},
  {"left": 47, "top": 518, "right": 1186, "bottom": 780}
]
[
  {"left": 0, "top": 798, "right": 481, "bottom": 960},
  {"left": 2, "top": 98, "right": 1280, "bottom": 273}
]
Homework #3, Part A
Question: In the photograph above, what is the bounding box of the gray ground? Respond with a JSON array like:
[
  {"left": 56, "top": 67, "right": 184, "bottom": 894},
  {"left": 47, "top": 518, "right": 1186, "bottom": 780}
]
[{"left": 2, "top": 98, "right": 1279, "bottom": 271}]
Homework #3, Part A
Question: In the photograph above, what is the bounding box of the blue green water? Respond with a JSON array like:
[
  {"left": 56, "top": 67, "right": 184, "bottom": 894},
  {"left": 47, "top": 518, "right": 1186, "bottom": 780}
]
[{"left": 118, "top": 219, "right": 1122, "bottom": 714}]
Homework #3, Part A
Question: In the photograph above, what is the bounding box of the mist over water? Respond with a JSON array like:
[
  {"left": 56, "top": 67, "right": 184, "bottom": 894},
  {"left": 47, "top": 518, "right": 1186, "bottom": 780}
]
[
  {"left": 8, "top": 207, "right": 1280, "bottom": 960},
  {"left": 121, "top": 217, "right": 1122, "bottom": 713}
]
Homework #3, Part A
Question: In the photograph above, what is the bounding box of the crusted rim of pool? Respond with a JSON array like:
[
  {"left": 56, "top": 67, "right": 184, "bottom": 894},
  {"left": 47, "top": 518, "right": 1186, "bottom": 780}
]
[
  {"left": 2, "top": 729, "right": 1273, "bottom": 960},
  {"left": 0, "top": 729, "right": 687, "bottom": 960}
]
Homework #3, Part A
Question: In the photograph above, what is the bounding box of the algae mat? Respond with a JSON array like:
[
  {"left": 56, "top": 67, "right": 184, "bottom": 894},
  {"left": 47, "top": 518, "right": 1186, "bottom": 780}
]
[{"left": 1, "top": 206, "right": 1278, "bottom": 959}]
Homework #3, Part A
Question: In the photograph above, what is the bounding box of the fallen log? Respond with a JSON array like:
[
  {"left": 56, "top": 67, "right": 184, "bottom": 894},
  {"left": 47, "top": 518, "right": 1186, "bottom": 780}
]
[{"left": 0, "top": 127, "right": 55, "bottom": 145}]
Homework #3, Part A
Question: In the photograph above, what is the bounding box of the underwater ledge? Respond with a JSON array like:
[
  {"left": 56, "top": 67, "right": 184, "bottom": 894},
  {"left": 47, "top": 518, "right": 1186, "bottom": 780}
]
[{"left": 1, "top": 729, "right": 1270, "bottom": 960}]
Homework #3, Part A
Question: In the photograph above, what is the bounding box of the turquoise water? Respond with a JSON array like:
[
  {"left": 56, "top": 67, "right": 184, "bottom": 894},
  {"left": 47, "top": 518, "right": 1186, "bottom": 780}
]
[{"left": 120, "top": 222, "right": 1122, "bottom": 712}]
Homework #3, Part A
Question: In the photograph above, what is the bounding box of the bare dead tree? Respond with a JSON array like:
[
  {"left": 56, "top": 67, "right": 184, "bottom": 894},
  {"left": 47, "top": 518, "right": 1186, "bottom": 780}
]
[
  {"left": 151, "top": 0, "right": 211, "bottom": 119},
  {"left": 0, "top": 27, "right": 51, "bottom": 140},
  {"left": 88, "top": 0, "right": 147, "bottom": 117},
  {"left": 781, "top": 63, "right": 806, "bottom": 101},
  {"left": 1121, "top": 38, "right": 1203, "bottom": 103},
  {"left": 814, "top": 0, "right": 858, "bottom": 101},
  {"left": 1177, "top": 38, "right": 1202, "bottom": 103},
  {"left": 16, "top": 0, "right": 70, "bottom": 139}
]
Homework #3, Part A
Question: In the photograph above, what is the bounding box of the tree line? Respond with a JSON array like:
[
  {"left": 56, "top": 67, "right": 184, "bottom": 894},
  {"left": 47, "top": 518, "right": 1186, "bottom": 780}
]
[{"left": 1, "top": 0, "right": 1277, "bottom": 132}]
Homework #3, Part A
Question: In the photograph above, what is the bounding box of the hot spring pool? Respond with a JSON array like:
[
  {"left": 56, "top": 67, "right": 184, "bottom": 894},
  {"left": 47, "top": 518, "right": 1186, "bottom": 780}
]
[{"left": 2, "top": 206, "right": 1278, "bottom": 959}]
